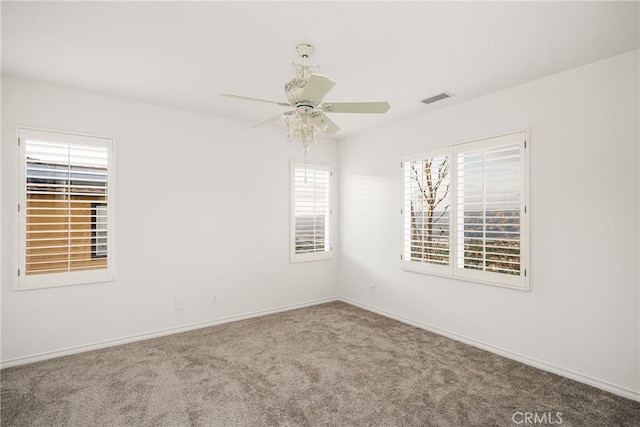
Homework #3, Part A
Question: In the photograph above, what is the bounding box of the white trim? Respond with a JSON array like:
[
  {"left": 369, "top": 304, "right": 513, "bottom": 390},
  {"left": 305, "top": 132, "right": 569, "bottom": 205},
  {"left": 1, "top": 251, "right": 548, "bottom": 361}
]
[
  {"left": 16, "top": 124, "right": 115, "bottom": 143},
  {"left": 338, "top": 297, "right": 640, "bottom": 402},
  {"left": 0, "top": 297, "right": 337, "bottom": 369},
  {"left": 14, "top": 271, "right": 115, "bottom": 291}
]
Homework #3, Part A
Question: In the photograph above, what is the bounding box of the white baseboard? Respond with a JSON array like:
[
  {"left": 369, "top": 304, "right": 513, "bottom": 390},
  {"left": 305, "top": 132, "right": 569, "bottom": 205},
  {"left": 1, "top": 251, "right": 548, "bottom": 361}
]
[
  {"left": 4, "top": 295, "right": 638, "bottom": 403},
  {"left": 339, "top": 296, "right": 640, "bottom": 402},
  {"left": 1, "top": 296, "right": 337, "bottom": 369}
]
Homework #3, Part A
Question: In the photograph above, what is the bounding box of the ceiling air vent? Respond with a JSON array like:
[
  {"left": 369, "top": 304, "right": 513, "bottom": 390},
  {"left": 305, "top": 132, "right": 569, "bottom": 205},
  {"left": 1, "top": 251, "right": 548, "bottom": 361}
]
[{"left": 421, "top": 92, "right": 453, "bottom": 105}]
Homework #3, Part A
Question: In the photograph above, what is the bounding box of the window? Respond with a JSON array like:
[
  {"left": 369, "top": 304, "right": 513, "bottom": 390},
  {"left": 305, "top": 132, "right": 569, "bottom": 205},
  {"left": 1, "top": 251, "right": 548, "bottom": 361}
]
[
  {"left": 17, "top": 128, "right": 115, "bottom": 289},
  {"left": 290, "top": 161, "right": 332, "bottom": 263},
  {"left": 401, "top": 131, "right": 528, "bottom": 290}
]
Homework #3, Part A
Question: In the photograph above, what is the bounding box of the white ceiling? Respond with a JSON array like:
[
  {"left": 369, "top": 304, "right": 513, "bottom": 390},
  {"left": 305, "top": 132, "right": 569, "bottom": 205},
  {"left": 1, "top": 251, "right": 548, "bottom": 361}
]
[{"left": 2, "top": 1, "right": 639, "bottom": 138}]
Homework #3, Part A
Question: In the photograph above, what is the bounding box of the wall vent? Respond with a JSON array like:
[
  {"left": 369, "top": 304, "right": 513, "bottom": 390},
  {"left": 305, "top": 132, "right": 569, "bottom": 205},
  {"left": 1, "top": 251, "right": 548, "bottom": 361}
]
[{"left": 421, "top": 92, "right": 453, "bottom": 104}]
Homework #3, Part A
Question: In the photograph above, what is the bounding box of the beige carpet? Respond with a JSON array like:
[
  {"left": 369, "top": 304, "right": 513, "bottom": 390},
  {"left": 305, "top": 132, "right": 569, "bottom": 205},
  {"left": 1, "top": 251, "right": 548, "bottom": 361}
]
[{"left": 1, "top": 301, "right": 638, "bottom": 426}]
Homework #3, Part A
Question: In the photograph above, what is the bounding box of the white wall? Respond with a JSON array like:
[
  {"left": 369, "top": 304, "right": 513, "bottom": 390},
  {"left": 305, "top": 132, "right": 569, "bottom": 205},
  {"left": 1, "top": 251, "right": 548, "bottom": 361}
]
[
  {"left": 337, "top": 50, "right": 640, "bottom": 398},
  {"left": 2, "top": 50, "right": 638, "bottom": 400},
  {"left": 1, "top": 77, "right": 338, "bottom": 363}
]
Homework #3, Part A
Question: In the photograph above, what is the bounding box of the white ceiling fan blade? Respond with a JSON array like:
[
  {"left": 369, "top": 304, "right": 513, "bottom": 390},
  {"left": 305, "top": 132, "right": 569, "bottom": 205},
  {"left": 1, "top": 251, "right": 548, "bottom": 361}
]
[
  {"left": 321, "top": 101, "right": 390, "bottom": 114},
  {"left": 314, "top": 112, "right": 341, "bottom": 135},
  {"left": 220, "top": 92, "right": 290, "bottom": 107},
  {"left": 301, "top": 74, "right": 336, "bottom": 105},
  {"left": 250, "top": 113, "right": 288, "bottom": 128}
]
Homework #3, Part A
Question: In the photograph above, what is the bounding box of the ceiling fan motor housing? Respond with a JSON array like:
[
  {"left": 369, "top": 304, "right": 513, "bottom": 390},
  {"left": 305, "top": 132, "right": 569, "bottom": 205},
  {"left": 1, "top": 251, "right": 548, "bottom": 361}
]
[
  {"left": 295, "top": 104, "right": 314, "bottom": 117},
  {"left": 285, "top": 78, "right": 313, "bottom": 106}
]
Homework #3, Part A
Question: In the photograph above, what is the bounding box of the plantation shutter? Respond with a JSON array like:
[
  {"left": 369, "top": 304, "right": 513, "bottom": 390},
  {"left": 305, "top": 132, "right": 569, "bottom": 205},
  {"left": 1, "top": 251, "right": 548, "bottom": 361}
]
[
  {"left": 290, "top": 161, "right": 332, "bottom": 262},
  {"left": 18, "top": 128, "right": 115, "bottom": 289},
  {"left": 402, "top": 148, "right": 452, "bottom": 275},
  {"left": 455, "top": 132, "right": 526, "bottom": 287},
  {"left": 400, "top": 131, "right": 528, "bottom": 290}
]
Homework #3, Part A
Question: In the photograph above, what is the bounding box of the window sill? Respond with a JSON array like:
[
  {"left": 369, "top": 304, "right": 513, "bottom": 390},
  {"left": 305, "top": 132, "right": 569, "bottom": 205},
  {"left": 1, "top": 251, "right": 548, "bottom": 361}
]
[
  {"left": 290, "top": 252, "right": 333, "bottom": 263},
  {"left": 401, "top": 265, "right": 530, "bottom": 291}
]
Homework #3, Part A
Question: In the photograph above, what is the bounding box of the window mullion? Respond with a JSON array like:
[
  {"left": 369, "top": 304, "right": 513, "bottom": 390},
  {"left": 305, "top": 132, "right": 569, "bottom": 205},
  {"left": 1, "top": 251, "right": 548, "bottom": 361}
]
[
  {"left": 312, "top": 170, "right": 317, "bottom": 252},
  {"left": 451, "top": 147, "right": 457, "bottom": 276},
  {"left": 66, "top": 144, "right": 72, "bottom": 273},
  {"left": 482, "top": 149, "right": 487, "bottom": 272}
]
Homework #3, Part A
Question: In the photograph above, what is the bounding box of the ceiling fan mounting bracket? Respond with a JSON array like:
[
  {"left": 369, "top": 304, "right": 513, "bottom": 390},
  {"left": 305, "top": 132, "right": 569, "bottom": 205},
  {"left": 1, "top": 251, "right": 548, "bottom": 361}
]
[{"left": 296, "top": 44, "right": 314, "bottom": 58}]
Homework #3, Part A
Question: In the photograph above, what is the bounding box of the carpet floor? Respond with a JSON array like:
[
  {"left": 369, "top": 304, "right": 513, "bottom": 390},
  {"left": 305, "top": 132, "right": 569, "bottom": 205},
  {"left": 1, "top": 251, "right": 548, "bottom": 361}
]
[{"left": 1, "top": 301, "right": 638, "bottom": 426}]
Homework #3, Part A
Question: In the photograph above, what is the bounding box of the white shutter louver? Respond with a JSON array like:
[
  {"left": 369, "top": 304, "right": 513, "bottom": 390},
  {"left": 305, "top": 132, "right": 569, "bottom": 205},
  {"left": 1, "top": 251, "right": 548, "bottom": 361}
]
[
  {"left": 18, "top": 128, "right": 115, "bottom": 289},
  {"left": 290, "top": 162, "right": 332, "bottom": 262},
  {"left": 402, "top": 150, "right": 452, "bottom": 275},
  {"left": 456, "top": 142, "right": 522, "bottom": 276}
]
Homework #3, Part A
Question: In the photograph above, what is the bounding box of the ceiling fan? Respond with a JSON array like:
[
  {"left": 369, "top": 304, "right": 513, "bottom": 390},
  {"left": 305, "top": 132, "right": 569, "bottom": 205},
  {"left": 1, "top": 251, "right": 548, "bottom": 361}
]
[{"left": 220, "top": 44, "right": 390, "bottom": 152}]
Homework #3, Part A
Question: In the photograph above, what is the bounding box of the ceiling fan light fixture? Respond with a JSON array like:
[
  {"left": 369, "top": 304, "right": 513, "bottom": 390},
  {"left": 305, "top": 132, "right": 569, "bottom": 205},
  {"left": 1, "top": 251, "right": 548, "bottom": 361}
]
[{"left": 284, "top": 108, "right": 325, "bottom": 152}]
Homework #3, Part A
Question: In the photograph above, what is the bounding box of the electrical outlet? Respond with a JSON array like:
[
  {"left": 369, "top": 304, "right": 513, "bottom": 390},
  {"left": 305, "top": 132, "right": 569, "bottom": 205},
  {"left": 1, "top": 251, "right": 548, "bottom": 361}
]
[
  {"left": 175, "top": 299, "right": 184, "bottom": 311},
  {"left": 211, "top": 294, "right": 218, "bottom": 304},
  {"left": 370, "top": 284, "right": 375, "bottom": 294}
]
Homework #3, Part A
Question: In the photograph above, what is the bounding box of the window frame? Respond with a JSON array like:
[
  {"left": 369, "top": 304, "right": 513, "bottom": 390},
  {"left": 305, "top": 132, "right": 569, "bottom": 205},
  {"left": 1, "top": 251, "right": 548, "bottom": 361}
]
[
  {"left": 16, "top": 127, "right": 116, "bottom": 290},
  {"left": 289, "top": 160, "right": 333, "bottom": 263},
  {"left": 400, "top": 130, "right": 529, "bottom": 291}
]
